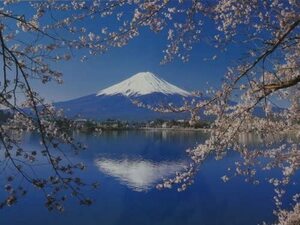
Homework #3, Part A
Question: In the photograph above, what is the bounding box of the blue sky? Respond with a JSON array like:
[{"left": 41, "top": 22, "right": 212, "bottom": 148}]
[{"left": 35, "top": 28, "right": 243, "bottom": 102}]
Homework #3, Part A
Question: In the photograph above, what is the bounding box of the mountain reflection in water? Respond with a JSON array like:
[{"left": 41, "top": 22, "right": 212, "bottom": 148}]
[{"left": 95, "top": 158, "right": 187, "bottom": 191}]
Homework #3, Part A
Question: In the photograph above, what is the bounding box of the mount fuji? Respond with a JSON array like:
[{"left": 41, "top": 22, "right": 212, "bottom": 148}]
[
  {"left": 97, "top": 72, "right": 190, "bottom": 97},
  {"left": 55, "top": 72, "right": 195, "bottom": 121}
]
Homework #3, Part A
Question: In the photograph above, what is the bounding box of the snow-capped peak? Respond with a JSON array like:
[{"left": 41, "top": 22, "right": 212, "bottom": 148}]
[{"left": 97, "top": 72, "right": 190, "bottom": 97}]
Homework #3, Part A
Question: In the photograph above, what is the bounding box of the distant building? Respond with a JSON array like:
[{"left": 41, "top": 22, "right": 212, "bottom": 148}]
[
  {"left": 162, "top": 122, "right": 168, "bottom": 128},
  {"left": 74, "top": 118, "right": 88, "bottom": 126}
]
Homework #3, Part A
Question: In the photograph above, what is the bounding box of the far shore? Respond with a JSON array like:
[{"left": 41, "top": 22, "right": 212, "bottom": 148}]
[{"left": 138, "top": 127, "right": 210, "bottom": 132}]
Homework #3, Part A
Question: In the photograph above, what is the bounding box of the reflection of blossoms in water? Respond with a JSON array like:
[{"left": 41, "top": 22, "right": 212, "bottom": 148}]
[{"left": 95, "top": 158, "right": 187, "bottom": 192}]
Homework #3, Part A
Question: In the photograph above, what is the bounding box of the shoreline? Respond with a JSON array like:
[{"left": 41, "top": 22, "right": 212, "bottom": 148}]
[{"left": 138, "top": 127, "right": 210, "bottom": 132}]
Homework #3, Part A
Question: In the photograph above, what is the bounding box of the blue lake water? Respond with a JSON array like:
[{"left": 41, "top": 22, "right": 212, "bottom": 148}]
[{"left": 1, "top": 130, "right": 299, "bottom": 225}]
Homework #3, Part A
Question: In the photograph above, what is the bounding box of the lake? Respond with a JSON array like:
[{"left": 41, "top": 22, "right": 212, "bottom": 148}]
[{"left": 1, "top": 130, "right": 299, "bottom": 225}]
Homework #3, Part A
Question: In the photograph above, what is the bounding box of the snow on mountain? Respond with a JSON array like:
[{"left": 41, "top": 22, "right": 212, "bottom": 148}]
[
  {"left": 97, "top": 72, "right": 191, "bottom": 97},
  {"left": 55, "top": 72, "right": 194, "bottom": 120}
]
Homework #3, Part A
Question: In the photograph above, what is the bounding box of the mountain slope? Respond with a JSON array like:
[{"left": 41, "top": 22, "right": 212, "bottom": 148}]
[{"left": 55, "top": 72, "right": 193, "bottom": 121}]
